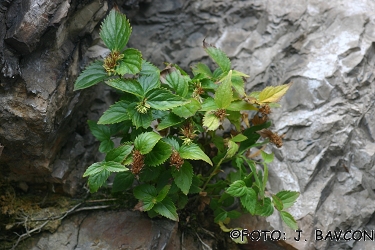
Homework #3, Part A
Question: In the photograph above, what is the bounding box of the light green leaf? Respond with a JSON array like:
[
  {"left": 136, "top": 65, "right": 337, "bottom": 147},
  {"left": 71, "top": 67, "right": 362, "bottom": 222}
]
[
  {"left": 98, "top": 100, "right": 130, "bottom": 124},
  {"left": 153, "top": 197, "right": 179, "bottom": 221},
  {"left": 115, "top": 48, "right": 142, "bottom": 75},
  {"left": 239, "top": 188, "right": 257, "bottom": 214},
  {"left": 254, "top": 197, "right": 274, "bottom": 216},
  {"left": 203, "top": 111, "right": 221, "bottom": 131},
  {"left": 74, "top": 61, "right": 107, "bottom": 90},
  {"left": 138, "top": 74, "right": 160, "bottom": 95},
  {"left": 100, "top": 10, "right": 131, "bottom": 51},
  {"left": 258, "top": 83, "right": 292, "bottom": 104},
  {"left": 272, "top": 195, "right": 283, "bottom": 211},
  {"left": 226, "top": 180, "right": 247, "bottom": 197},
  {"left": 172, "top": 98, "right": 201, "bottom": 118},
  {"left": 191, "top": 62, "right": 213, "bottom": 78},
  {"left": 83, "top": 161, "right": 128, "bottom": 177},
  {"left": 157, "top": 113, "right": 184, "bottom": 130},
  {"left": 160, "top": 69, "right": 189, "bottom": 97},
  {"left": 204, "top": 41, "right": 231, "bottom": 73},
  {"left": 87, "top": 170, "right": 111, "bottom": 193},
  {"left": 156, "top": 185, "right": 171, "bottom": 202},
  {"left": 226, "top": 140, "right": 239, "bottom": 159},
  {"left": 280, "top": 211, "right": 298, "bottom": 230},
  {"left": 261, "top": 151, "right": 274, "bottom": 164},
  {"left": 144, "top": 141, "right": 172, "bottom": 166},
  {"left": 179, "top": 143, "right": 213, "bottom": 166},
  {"left": 146, "top": 89, "right": 189, "bottom": 110},
  {"left": 227, "top": 100, "right": 257, "bottom": 111},
  {"left": 231, "top": 134, "right": 247, "bottom": 142},
  {"left": 232, "top": 70, "right": 249, "bottom": 78},
  {"left": 172, "top": 161, "right": 193, "bottom": 195},
  {"left": 105, "top": 144, "right": 134, "bottom": 163},
  {"left": 275, "top": 191, "right": 300, "bottom": 209},
  {"left": 112, "top": 171, "right": 135, "bottom": 192},
  {"left": 215, "top": 70, "right": 232, "bottom": 109},
  {"left": 106, "top": 79, "right": 144, "bottom": 97},
  {"left": 134, "top": 132, "right": 162, "bottom": 154},
  {"left": 231, "top": 75, "right": 246, "bottom": 97}
]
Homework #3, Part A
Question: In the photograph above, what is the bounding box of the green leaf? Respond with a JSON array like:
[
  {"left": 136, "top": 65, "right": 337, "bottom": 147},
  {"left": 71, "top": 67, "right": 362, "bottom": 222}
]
[
  {"left": 153, "top": 197, "right": 179, "bottom": 221},
  {"left": 227, "top": 110, "right": 242, "bottom": 131},
  {"left": 280, "top": 211, "right": 298, "bottom": 230},
  {"left": 239, "top": 188, "right": 257, "bottom": 214},
  {"left": 261, "top": 151, "right": 274, "bottom": 164},
  {"left": 226, "top": 180, "right": 247, "bottom": 197},
  {"left": 192, "top": 62, "right": 213, "bottom": 78},
  {"left": 87, "top": 170, "right": 111, "bottom": 193},
  {"left": 146, "top": 89, "right": 189, "bottom": 110},
  {"left": 144, "top": 141, "right": 172, "bottom": 166},
  {"left": 172, "top": 161, "right": 193, "bottom": 195},
  {"left": 204, "top": 40, "right": 231, "bottom": 73},
  {"left": 133, "top": 184, "right": 157, "bottom": 200},
  {"left": 258, "top": 83, "right": 291, "bottom": 104},
  {"left": 156, "top": 185, "right": 171, "bottom": 202},
  {"left": 215, "top": 71, "right": 232, "bottom": 109},
  {"left": 138, "top": 165, "right": 161, "bottom": 182},
  {"left": 99, "top": 139, "right": 114, "bottom": 153},
  {"left": 200, "top": 97, "right": 218, "bottom": 112},
  {"left": 100, "top": 10, "right": 131, "bottom": 51},
  {"left": 134, "top": 132, "right": 162, "bottom": 154},
  {"left": 157, "top": 113, "right": 184, "bottom": 130},
  {"left": 227, "top": 100, "right": 257, "bottom": 111},
  {"left": 88, "top": 120, "right": 111, "bottom": 141},
  {"left": 106, "top": 79, "right": 144, "bottom": 97},
  {"left": 74, "top": 61, "right": 107, "bottom": 90},
  {"left": 226, "top": 140, "right": 239, "bottom": 159},
  {"left": 172, "top": 98, "right": 201, "bottom": 118},
  {"left": 272, "top": 195, "right": 283, "bottom": 211},
  {"left": 231, "top": 134, "right": 247, "bottom": 142},
  {"left": 127, "top": 103, "right": 153, "bottom": 129},
  {"left": 141, "top": 196, "right": 156, "bottom": 211},
  {"left": 160, "top": 69, "right": 189, "bottom": 97},
  {"left": 275, "top": 191, "right": 300, "bottom": 209},
  {"left": 138, "top": 74, "right": 160, "bottom": 95},
  {"left": 189, "top": 175, "right": 202, "bottom": 194},
  {"left": 116, "top": 48, "right": 142, "bottom": 75},
  {"left": 83, "top": 161, "right": 128, "bottom": 177},
  {"left": 140, "top": 60, "right": 160, "bottom": 77},
  {"left": 203, "top": 111, "right": 221, "bottom": 131},
  {"left": 254, "top": 197, "right": 274, "bottom": 216},
  {"left": 178, "top": 143, "right": 213, "bottom": 166},
  {"left": 112, "top": 171, "right": 135, "bottom": 192},
  {"left": 214, "top": 210, "right": 228, "bottom": 223},
  {"left": 98, "top": 100, "right": 130, "bottom": 124},
  {"left": 231, "top": 74, "right": 246, "bottom": 97},
  {"left": 238, "top": 121, "right": 271, "bottom": 154},
  {"left": 105, "top": 144, "right": 134, "bottom": 163},
  {"left": 163, "top": 137, "right": 180, "bottom": 151}
]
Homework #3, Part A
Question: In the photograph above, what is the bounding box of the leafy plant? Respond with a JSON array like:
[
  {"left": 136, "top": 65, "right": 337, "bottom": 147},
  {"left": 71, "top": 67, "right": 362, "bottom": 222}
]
[{"left": 74, "top": 10, "right": 299, "bottom": 239}]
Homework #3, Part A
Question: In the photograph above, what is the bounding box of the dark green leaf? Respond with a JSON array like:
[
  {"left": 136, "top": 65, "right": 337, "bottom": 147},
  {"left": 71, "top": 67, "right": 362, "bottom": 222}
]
[
  {"left": 153, "top": 197, "right": 179, "bottom": 221},
  {"left": 98, "top": 100, "right": 130, "bottom": 124},
  {"left": 172, "top": 161, "right": 193, "bottom": 195},
  {"left": 99, "top": 139, "right": 114, "bottom": 153},
  {"left": 144, "top": 141, "right": 172, "bottom": 166},
  {"left": 112, "top": 171, "right": 135, "bottom": 192},
  {"left": 240, "top": 188, "right": 257, "bottom": 214},
  {"left": 127, "top": 103, "right": 153, "bottom": 129},
  {"left": 74, "top": 61, "right": 107, "bottom": 90},
  {"left": 226, "top": 180, "right": 247, "bottom": 197},
  {"left": 100, "top": 10, "right": 131, "bottom": 51},
  {"left": 146, "top": 88, "right": 189, "bottom": 110},
  {"left": 106, "top": 79, "right": 144, "bottom": 97},
  {"left": 254, "top": 197, "right": 274, "bottom": 216},
  {"left": 105, "top": 144, "right": 134, "bottom": 162},
  {"left": 156, "top": 185, "right": 171, "bottom": 202},
  {"left": 134, "top": 132, "right": 162, "bottom": 154},
  {"left": 87, "top": 169, "right": 111, "bottom": 193},
  {"left": 133, "top": 184, "right": 157, "bottom": 200},
  {"left": 138, "top": 165, "right": 161, "bottom": 182},
  {"left": 140, "top": 60, "right": 160, "bottom": 77},
  {"left": 87, "top": 120, "right": 111, "bottom": 141},
  {"left": 172, "top": 98, "right": 201, "bottom": 118},
  {"left": 280, "top": 211, "right": 298, "bottom": 230},
  {"left": 138, "top": 74, "right": 160, "bottom": 95},
  {"left": 214, "top": 210, "right": 228, "bottom": 223},
  {"left": 163, "top": 137, "right": 180, "bottom": 151},
  {"left": 189, "top": 175, "right": 202, "bottom": 194},
  {"left": 238, "top": 121, "right": 272, "bottom": 154},
  {"left": 179, "top": 143, "right": 213, "bottom": 166},
  {"left": 116, "top": 48, "right": 142, "bottom": 75},
  {"left": 160, "top": 69, "right": 189, "bottom": 97},
  {"left": 157, "top": 113, "right": 184, "bottom": 130},
  {"left": 275, "top": 191, "right": 300, "bottom": 209}
]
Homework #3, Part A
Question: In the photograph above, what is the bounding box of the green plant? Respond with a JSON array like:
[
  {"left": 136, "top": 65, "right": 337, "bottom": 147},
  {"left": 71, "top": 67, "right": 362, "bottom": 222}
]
[{"left": 74, "top": 10, "right": 299, "bottom": 239}]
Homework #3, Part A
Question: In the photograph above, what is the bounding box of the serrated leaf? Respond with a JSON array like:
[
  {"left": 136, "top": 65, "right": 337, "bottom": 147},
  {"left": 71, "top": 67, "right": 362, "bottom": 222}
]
[
  {"left": 133, "top": 184, "right": 157, "bottom": 200},
  {"left": 172, "top": 98, "right": 201, "bottom": 118},
  {"left": 138, "top": 74, "right": 160, "bottom": 95},
  {"left": 138, "top": 165, "right": 161, "bottom": 182},
  {"left": 203, "top": 40, "right": 231, "bottom": 73},
  {"left": 172, "top": 161, "right": 193, "bottom": 195},
  {"left": 157, "top": 113, "right": 184, "bottom": 130},
  {"left": 192, "top": 62, "right": 213, "bottom": 77},
  {"left": 203, "top": 111, "right": 221, "bottom": 131},
  {"left": 227, "top": 100, "right": 257, "bottom": 111},
  {"left": 240, "top": 188, "right": 257, "bottom": 214},
  {"left": 146, "top": 89, "right": 189, "bottom": 110},
  {"left": 83, "top": 161, "right": 128, "bottom": 177},
  {"left": 215, "top": 71, "right": 232, "bottom": 109},
  {"left": 140, "top": 60, "right": 160, "bottom": 77},
  {"left": 156, "top": 185, "right": 171, "bottom": 202},
  {"left": 201, "top": 97, "right": 218, "bottom": 112},
  {"left": 99, "top": 139, "right": 114, "bottom": 153},
  {"left": 179, "top": 143, "right": 213, "bottom": 166},
  {"left": 163, "top": 137, "right": 180, "bottom": 151},
  {"left": 272, "top": 195, "right": 283, "bottom": 211},
  {"left": 153, "top": 197, "right": 179, "bottom": 221},
  {"left": 134, "top": 132, "right": 162, "bottom": 154},
  {"left": 112, "top": 171, "right": 135, "bottom": 192},
  {"left": 88, "top": 120, "right": 111, "bottom": 141},
  {"left": 74, "top": 61, "right": 107, "bottom": 90},
  {"left": 254, "top": 197, "right": 274, "bottom": 216},
  {"left": 116, "top": 48, "right": 142, "bottom": 75},
  {"left": 106, "top": 79, "right": 144, "bottom": 97},
  {"left": 231, "top": 75, "right": 246, "bottom": 97},
  {"left": 98, "top": 100, "right": 130, "bottom": 124},
  {"left": 105, "top": 144, "right": 134, "bottom": 162},
  {"left": 275, "top": 191, "right": 300, "bottom": 209},
  {"left": 258, "top": 83, "right": 291, "bottom": 104},
  {"left": 127, "top": 103, "right": 152, "bottom": 129},
  {"left": 87, "top": 169, "right": 111, "bottom": 193},
  {"left": 226, "top": 180, "right": 247, "bottom": 197},
  {"left": 280, "top": 211, "right": 298, "bottom": 230},
  {"left": 261, "top": 151, "right": 274, "bottom": 164},
  {"left": 144, "top": 141, "right": 172, "bottom": 166},
  {"left": 100, "top": 10, "right": 131, "bottom": 51},
  {"left": 141, "top": 196, "right": 156, "bottom": 211},
  {"left": 160, "top": 69, "right": 189, "bottom": 97}
]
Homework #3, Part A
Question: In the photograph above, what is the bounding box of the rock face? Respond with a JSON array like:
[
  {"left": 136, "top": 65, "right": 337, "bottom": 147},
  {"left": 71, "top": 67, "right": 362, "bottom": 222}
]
[{"left": 1, "top": 0, "right": 375, "bottom": 249}]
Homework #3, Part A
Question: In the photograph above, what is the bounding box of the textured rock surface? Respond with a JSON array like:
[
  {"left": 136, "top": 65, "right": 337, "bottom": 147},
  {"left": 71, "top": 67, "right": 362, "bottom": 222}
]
[{"left": 1, "top": 0, "right": 375, "bottom": 249}]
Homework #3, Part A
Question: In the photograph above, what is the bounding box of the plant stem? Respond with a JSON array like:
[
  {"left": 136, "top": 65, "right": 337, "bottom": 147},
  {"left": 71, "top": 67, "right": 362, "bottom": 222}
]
[{"left": 202, "top": 156, "right": 225, "bottom": 191}]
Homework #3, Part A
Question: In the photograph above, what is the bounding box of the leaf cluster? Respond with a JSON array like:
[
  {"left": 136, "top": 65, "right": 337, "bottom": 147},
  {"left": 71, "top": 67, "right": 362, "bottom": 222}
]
[{"left": 74, "top": 10, "right": 299, "bottom": 236}]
